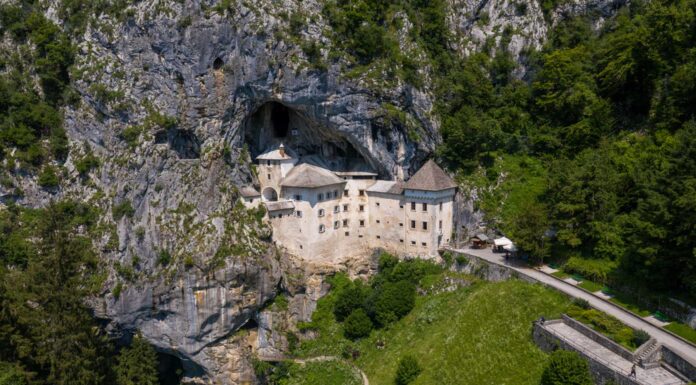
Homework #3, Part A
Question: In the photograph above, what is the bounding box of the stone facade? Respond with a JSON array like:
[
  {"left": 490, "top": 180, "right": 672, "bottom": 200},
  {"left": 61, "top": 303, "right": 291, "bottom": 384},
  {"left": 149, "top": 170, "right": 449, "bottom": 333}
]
[{"left": 244, "top": 145, "right": 456, "bottom": 261}]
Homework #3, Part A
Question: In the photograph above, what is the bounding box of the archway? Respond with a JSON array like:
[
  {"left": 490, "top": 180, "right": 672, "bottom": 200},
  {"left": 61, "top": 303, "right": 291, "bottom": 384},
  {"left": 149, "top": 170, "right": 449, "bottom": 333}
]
[{"left": 262, "top": 187, "right": 278, "bottom": 202}]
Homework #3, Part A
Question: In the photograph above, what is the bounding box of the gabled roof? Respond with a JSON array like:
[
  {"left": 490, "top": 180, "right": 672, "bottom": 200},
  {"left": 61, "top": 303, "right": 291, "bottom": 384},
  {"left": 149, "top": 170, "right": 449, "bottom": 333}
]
[
  {"left": 240, "top": 186, "right": 261, "bottom": 197},
  {"left": 404, "top": 160, "right": 457, "bottom": 191},
  {"left": 256, "top": 143, "right": 297, "bottom": 161},
  {"left": 366, "top": 181, "right": 404, "bottom": 195},
  {"left": 280, "top": 163, "right": 345, "bottom": 188},
  {"left": 265, "top": 200, "right": 295, "bottom": 212}
]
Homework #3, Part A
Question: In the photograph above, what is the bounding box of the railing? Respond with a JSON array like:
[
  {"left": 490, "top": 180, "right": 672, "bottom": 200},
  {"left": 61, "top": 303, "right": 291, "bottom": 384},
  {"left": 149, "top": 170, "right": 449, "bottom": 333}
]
[{"left": 543, "top": 323, "right": 684, "bottom": 385}]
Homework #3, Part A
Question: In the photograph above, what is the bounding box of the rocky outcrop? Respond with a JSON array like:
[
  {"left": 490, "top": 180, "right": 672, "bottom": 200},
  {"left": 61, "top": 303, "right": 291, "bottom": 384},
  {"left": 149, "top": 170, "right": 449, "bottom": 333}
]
[{"left": 0, "top": 0, "right": 628, "bottom": 382}]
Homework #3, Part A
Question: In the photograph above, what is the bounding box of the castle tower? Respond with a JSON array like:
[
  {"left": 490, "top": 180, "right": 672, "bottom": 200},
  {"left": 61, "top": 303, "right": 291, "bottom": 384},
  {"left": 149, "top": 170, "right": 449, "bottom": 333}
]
[{"left": 256, "top": 143, "right": 298, "bottom": 201}]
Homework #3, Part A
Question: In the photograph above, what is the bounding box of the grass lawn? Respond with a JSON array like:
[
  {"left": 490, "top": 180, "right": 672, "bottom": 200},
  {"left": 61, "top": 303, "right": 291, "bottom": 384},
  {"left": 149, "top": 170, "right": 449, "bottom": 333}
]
[
  {"left": 284, "top": 360, "right": 362, "bottom": 385},
  {"left": 567, "top": 306, "right": 647, "bottom": 351},
  {"left": 297, "top": 279, "right": 571, "bottom": 385},
  {"left": 608, "top": 294, "right": 652, "bottom": 317},
  {"left": 578, "top": 280, "right": 604, "bottom": 293},
  {"left": 665, "top": 322, "right": 696, "bottom": 344},
  {"left": 552, "top": 270, "right": 570, "bottom": 279}
]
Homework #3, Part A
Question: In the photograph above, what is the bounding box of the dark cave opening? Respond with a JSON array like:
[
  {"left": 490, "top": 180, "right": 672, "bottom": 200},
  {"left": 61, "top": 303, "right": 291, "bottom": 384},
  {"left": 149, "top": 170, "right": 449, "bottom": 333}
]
[
  {"left": 271, "top": 102, "right": 289, "bottom": 138},
  {"left": 213, "top": 57, "right": 224, "bottom": 70},
  {"left": 157, "top": 352, "right": 184, "bottom": 385},
  {"left": 242, "top": 101, "right": 379, "bottom": 177}
]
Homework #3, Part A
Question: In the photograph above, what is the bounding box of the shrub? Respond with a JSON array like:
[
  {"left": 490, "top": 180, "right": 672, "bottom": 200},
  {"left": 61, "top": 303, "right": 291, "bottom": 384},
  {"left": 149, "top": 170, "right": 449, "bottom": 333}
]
[
  {"left": 633, "top": 330, "right": 650, "bottom": 347},
  {"left": 455, "top": 254, "right": 468, "bottom": 266},
  {"left": 112, "top": 281, "right": 123, "bottom": 299},
  {"left": 572, "top": 298, "right": 591, "bottom": 310},
  {"left": 157, "top": 250, "right": 171, "bottom": 266},
  {"left": 184, "top": 255, "right": 194, "bottom": 269},
  {"left": 371, "top": 280, "right": 416, "bottom": 327},
  {"left": 38, "top": 166, "right": 59, "bottom": 188},
  {"left": 395, "top": 355, "right": 421, "bottom": 385},
  {"left": 343, "top": 308, "right": 373, "bottom": 340},
  {"left": 334, "top": 281, "right": 368, "bottom": 321},
  {"left": 563, "top": 257, "right": 617, "bottom": 283},
  {"left": 112, "top": 200, "right": 135, "bottom": 220},
  {"left": 540, "top": 350, "right": 593, "bottom": 385}
]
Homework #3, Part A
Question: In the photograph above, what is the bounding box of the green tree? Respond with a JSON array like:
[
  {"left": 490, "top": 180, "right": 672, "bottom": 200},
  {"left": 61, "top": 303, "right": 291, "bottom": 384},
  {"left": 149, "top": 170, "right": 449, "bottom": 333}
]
[
  {"left": 343, "top": 308, "right": 373, "bottom": 340},
  {"left": 394, "top": 355, "right": 421, "bottom": 385},
  {"left": 370, "top": 280, "right": 415, "bottom": 327},
  {"left": 334, "top": 281, "right": 368, "bottom": 321},
  {"left": 114, "top": 335, "right": 159, "bottom": 385},
  {"left": 540, "top": 350, "right": 593, "bottom": 385}
]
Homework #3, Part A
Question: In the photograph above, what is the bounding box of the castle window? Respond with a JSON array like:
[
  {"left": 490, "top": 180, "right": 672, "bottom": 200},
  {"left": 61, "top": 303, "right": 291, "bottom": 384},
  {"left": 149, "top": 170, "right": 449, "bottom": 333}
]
[
  {"left": 299, "top": 245, "right": 303, "bottom": 249},
  {"left": 439, "top": 202, "right": 443, "bottom": 211},
  {"left": 334, "top": 206, "right": 340, "bottom": 213},
  {"left": 439, "top": 220, "right": 442, "bottom": 229},
  {"left": 376, "top": 219, "right": 380, "bottom": 224},
  {"left": 376, "top": 235, "right": 381, "bottom": 239},
  {"left": 319, "top": 224, "right": 325, "bottom": 233},
  {"left": 318, "top": 209, "right": 325, "bottom": 217},
  {"left": 359, "top": 235, "right": 363, "bottom": 238},
  {"left": 411, "top": 240, "right": 416, "bottom": 245},
  {"left": 333, "top": 190, "right": 338, "bottom": 198},
  {"left": 422, "top": 221, "right": 428, "bottom": 230},
  {"left": 422, "top": 203, "right": 427, "bottom": 211},
  {"left": 278, "top": 214, "right": 282, "bottom": 219},
  {"left": 359, "top": 220, "right": 365, "bottom": 227},
  {"left": 410, "top": 220, "right": 416, "bottom": 229},
  {"left": 359, "top": 205, "right": 365, "bottom": 212},
  {"left": 400, "top": 239, "right": 404, "bottom": 243},
  {"left": 345, "top": 231, "right": 350, "bottom": 236},
  {"left": 343, "top": 219, "right": 348, "bottom": 227},
  {"left": 400, "top": 204, "right": 404, "bottom": 209},
  {"left": 296, "top": 211, "right": 302, "bottom": 218},
  {"left": 267, "top": 160, "right": 271, "bottom": 166},
  {"left": 334, "top": 221, "right": 340, "bottom": 229},
  {"left": 294, "top": 194, "right": 302, "bottom": 201},
  {"left": 318, "top": 193, "right": 324, "bottom": 201},
  {"left": 376, "top": 202, "right": 380, "bottom": 207},
  {"left": 343, "top": 204, "right": 348, "bottom": 211},
  {"left": 359, "top": 190, "right": 365, "bottom": 196},
  {"left": 267, "top": 174, "right": 271, "bottom": 180},
  {"left": 344, "top": 189, "right": 349, "bottom": 196},
  {"left": 399, "top": 223, "right": 403, "bottom": 227},
  {"left": 422, "top": 242, "right": 427, "bottom": 247},
  {"left": 411, "top": 202, "right": 416, "bottom": 211}
]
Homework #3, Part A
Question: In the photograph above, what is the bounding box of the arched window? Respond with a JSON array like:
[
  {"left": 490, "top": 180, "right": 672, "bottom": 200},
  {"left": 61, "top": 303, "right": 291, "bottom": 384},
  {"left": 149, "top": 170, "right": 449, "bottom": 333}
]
[
  {"left": 318, "top": 209, "right": 325, "bottom": 217},
  {"left": 319, "top": 224, "right": 325, "bottom": 233},
  {"left": 318, "top": 193, "right": 324, "bottom": 201}
]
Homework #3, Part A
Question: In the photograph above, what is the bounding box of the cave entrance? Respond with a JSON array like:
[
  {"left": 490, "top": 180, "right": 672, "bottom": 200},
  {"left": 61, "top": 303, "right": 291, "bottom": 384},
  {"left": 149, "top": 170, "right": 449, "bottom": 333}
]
[
  {"left": 242, "top": 101, "right": 378, "bottom": 176},
  {"left": 157, "top": 352, "right": 184, "bottom": 385},
  {"left": 271, "top": 103, "right": 289, "bottom": 138}
]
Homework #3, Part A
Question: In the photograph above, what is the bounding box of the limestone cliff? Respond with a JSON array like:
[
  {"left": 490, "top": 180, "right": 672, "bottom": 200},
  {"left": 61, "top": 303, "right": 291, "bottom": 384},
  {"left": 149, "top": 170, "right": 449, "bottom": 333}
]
[{"left": 0, "top": 0, "right": 626, "bottom": 383}]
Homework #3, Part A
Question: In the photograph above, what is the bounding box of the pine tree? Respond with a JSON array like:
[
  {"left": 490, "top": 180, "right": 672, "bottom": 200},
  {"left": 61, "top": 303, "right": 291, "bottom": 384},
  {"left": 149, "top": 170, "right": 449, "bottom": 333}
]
[{"left": 115, "top": 335, "right": 159, "bottom": 385}]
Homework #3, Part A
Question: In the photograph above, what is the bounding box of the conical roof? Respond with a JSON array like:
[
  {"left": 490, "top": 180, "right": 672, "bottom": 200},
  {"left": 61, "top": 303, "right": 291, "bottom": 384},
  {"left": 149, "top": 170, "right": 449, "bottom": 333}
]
[{"left": 404, "top": 159, "right": 457, "bottom": 191}]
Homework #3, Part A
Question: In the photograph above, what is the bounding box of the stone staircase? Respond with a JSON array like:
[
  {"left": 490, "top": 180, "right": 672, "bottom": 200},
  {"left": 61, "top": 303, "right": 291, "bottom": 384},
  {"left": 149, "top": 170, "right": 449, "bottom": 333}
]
[{"left": 634, "top": 339, "right": 660, "bottom": 366}]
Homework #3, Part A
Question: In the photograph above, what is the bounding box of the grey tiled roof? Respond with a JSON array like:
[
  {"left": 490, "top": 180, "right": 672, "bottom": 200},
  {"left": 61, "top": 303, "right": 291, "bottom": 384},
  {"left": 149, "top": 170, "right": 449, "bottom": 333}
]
[
  {"left": 240, "top": 186, "right": 261, "bottom": 197},
  {"left": 264, "top": 200, "right": 295, "bottom": 211},
  {"left": 404, "top": 159, "right": 457, "bottom": 191},
  {"left": 366, "top": 181, "right": 404, "bottom": 195},
  {"left": 281, "top": 163, "right": 345, "bottom": 188}
]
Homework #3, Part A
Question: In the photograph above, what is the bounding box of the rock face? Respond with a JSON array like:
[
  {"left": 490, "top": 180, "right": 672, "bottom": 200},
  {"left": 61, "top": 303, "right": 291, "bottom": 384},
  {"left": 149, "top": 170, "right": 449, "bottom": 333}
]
[{"left": 1, "top": 0, "right": 626, "bottom": 383}]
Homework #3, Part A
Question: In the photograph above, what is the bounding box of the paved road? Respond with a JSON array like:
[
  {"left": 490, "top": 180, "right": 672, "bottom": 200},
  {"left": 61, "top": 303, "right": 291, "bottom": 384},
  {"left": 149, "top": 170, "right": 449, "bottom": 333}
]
[{"left": 452, "top": 246, "right": 696, "bottom": 363}]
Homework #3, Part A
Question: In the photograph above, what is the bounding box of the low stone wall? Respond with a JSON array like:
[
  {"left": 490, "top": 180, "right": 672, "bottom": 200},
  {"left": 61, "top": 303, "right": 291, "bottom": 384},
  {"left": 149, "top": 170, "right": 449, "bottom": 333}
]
[
  {"left": 661, "top": 345, "right": 696, "bottom": 381},
  {"left": 447, "top": 250, "right": 537, "bottom": 284},
  {"left": 533, "top": 321, "right": 641, "bottom": 385},
  {"left": 562, "top": 314, "right": 636, "bottom": 361}
]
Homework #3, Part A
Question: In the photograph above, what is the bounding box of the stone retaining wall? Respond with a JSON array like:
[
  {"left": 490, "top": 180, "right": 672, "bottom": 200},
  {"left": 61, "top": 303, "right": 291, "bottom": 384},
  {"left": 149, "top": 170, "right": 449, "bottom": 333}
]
[
  {"left": 661, "top": 345, "right": 696, "bottom": 381},
  {"left": 562, "top": 314, "right": 636, "bottom": 361},
  {"left": 533, "top": 321, "right": 642, "bottom": 385},
  {"left": 446, "top": 250, "right": 537, "bottom": 284}
]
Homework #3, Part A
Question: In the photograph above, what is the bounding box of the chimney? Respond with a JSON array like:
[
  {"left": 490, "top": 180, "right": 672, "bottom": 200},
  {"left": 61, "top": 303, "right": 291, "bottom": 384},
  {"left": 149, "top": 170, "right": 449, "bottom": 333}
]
[{"left": 279, "top": 143, "right": 286, "bottom": 157}]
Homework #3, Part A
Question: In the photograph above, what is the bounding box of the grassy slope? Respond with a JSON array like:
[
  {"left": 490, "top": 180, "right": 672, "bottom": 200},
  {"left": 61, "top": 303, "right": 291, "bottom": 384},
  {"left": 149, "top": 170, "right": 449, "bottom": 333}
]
[
  {"left": 297, "top": 279, "right": 571, "bottom": 385},
  {"left": 285, "top": 361, "right": 362, "bottom": 385},
  {"left": 665, "top": 323, "right": 696, "bottom": 345}
]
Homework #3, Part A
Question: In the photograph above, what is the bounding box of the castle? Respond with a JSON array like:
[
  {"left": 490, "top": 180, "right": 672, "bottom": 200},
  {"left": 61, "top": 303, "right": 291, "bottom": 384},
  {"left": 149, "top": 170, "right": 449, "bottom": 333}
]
[{"left": 240, "top": 144, "right": 456, "bottom": 260}]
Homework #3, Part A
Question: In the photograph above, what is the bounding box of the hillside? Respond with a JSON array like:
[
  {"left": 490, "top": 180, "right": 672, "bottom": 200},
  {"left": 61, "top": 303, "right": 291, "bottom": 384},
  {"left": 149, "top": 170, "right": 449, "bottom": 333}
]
[{"left": 0, "top": 0, "right": 695, "bottom": 384}]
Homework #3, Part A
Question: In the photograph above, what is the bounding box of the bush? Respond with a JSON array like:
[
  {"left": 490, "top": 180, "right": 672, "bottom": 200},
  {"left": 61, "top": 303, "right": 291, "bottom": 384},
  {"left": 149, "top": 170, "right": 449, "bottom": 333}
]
[
  {"left": 563, "top": 257, "right": 617, "bottom": 283},
  {"left": 572, "top": 298, "right": 591, "bottom": 310},
  {"left": 395, "top": 355, "right": 421, "bottom": 385},
  {"left": 540, "top": 350, "right": 593, "bottom": 385},
  {"left": 334, "top": 281, "right": 368, "bottom": 321},
  {"left": 343, "top": 308, "right": 373, "bottom": 340},
  {"left": 38, "top": 166, "right": 59, "bottom": 188},
  {"left": 370, "top": 280, "right": 416, "bottom": 327},
  {"left": 112, "top": 200, "right": 135, "bottom": 220},
  {"left": 633, "top": 330, "right": 650, "bottom": 347},
  {"left": 157, "top": 250, "right": 171, "bottom": 266}
]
